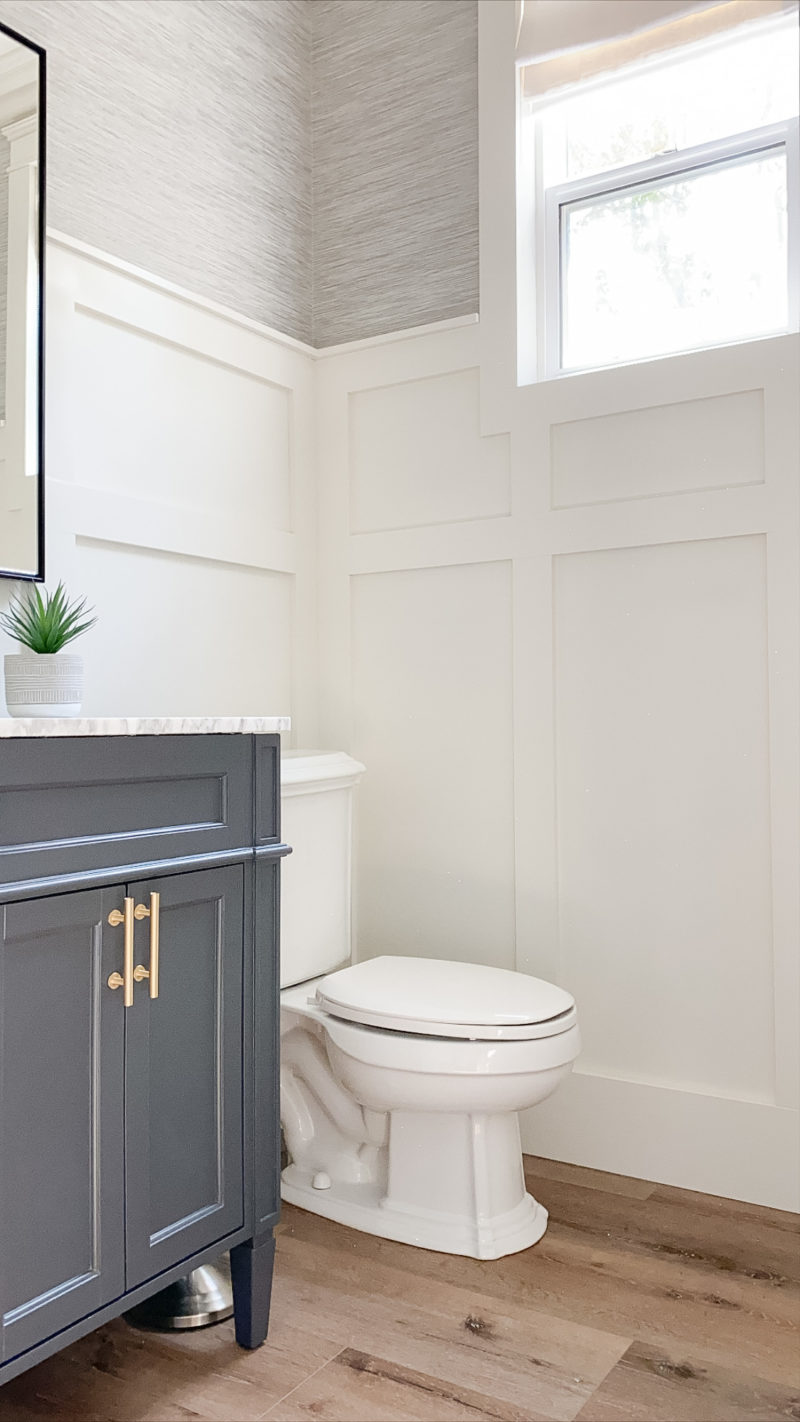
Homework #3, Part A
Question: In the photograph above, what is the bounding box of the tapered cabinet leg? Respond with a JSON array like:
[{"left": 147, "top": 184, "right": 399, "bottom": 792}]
[{"left": 230, "top": 1231, "right": 275, "bottom": 1349}]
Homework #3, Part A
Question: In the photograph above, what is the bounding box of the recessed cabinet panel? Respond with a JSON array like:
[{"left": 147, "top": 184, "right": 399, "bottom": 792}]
[
  {"left": 124, "top": 866, "right": 244, "bottom": 1289},
  {"left": 255, "top": 737, "right": 280, "bottom": 843},
  {"left": 0, "top": 890, "right": 125, "bottom": 1361},
  {"left": 0, "top": 737, "right": 252, "bottom": 886}
]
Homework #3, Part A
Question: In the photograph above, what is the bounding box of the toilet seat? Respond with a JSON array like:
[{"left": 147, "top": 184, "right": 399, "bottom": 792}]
[{"left": 315, "top": 955, "right": 576, "bottom": 1041}]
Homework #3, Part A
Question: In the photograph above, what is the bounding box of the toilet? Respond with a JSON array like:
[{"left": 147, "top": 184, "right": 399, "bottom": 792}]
[{"left": 279, "top": 751, "right": 580, "bottom": 1260}]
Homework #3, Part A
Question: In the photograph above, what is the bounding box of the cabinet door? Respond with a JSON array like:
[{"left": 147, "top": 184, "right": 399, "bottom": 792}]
[
  {"left": 124, "top": 866, "right": 244, "bottom": 1288},
  {"left": 0, "top": 889, "right": 125, "bottom": 1362}
]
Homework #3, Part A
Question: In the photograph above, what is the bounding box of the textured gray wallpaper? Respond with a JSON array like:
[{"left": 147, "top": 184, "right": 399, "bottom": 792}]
[
  {"left": 0, "top": 0, "right": 479, "bottom": 348},
  {"left": 311, "top": 0, "right": 479, "bottom": 347},
  {"left": 0, "top": 0, "right": 312, "bottom": 342}
]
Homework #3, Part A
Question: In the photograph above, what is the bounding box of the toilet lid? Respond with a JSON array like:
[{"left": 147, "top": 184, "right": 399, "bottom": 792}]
[{"left": 315, "top": 956, "right": 576, "bottom": 1041}]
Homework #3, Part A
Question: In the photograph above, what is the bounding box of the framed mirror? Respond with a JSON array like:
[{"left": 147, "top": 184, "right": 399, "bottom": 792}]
[{"left": 0, "top": 19, "right": 44, "bottom": 581}]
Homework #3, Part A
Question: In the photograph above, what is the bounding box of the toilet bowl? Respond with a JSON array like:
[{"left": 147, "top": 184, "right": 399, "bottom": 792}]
[{"left": 279, "top": 753, "right": 580, "bottom": 1260}]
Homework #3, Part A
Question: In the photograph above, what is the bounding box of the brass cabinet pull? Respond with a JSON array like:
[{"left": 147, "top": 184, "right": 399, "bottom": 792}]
[
  {"left": 133, "top": 892, "right": 160, "bottom": 1000},
  {"left": 107, "top": 897, "right": 135, "bottom": 1006},
  {"left": 150, "top": 893, "right": 160, "bottom": 999}
]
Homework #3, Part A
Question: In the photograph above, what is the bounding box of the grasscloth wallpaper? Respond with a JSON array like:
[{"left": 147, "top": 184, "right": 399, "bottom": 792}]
[
  {"left": 0, "top": 0, "right": 479, "bottom": 346},
  {"left": 0, "top": 0, "right": 312, "bottom": 342},
  {"left": 311, "top": 0, "right": 479, "bottom": 347}
]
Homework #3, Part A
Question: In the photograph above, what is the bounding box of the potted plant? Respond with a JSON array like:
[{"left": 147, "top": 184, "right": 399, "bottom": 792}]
[{"left": 1, "top": 582, "right": 97, "bottom": 717}]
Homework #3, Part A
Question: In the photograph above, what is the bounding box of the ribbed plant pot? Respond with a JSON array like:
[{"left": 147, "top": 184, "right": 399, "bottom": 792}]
[{"left": 4, "top": 652, "right": 84, "bottom": 717}]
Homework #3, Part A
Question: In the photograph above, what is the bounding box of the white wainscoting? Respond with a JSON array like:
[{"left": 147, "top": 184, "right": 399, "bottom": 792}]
[
  {"left": 316, "top": 317, "right": 800, "bottom": 1210},
  {"left": 1, "top": 233, "right": 317, "bottom": 738},
  {"left": 6, "top": 227, "right": 797, "bottom": 1211}
]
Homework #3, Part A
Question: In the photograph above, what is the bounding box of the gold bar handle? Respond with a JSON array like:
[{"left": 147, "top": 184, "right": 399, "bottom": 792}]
[
  {"left": 134, "top": 892, "right": 160, "bottom": 1000},
  {"left": 107, "top": 897, "right": 135, "bottom": 1007}
]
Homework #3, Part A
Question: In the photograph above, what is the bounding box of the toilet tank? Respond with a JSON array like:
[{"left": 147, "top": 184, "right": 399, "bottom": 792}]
[{"left": 280, "top": 751, "right": 366, "bottom": 988}]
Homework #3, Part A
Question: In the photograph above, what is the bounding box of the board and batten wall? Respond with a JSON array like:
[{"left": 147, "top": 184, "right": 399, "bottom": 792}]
[
  {"left": 0, "top": 232, "right": 317, "bottom": 740},
  {"left": 316, "top": 314, "right": 800, "bottom": 1215},
  {"left": 314, "top": 1, "right": 800, "bottom": 1210}
]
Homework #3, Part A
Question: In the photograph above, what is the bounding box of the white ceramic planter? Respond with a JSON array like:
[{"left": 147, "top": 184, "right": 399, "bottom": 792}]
[{"left": 4, "top": 652, "right": 84, "bottom": 717}]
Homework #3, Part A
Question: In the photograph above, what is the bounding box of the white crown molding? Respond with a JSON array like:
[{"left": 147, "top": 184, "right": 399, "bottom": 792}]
[
  {"left": 46, "top": 230, "right": 480, "bottom": 360},
  {"left": 313, "top": 314, "right": 479, "bottom": 359},
  {"left": 45, "top": 229, "right": 319, "bottom": 358}
]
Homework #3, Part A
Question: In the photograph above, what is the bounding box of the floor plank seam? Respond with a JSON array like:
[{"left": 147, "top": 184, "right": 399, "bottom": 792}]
[{"left": 259, "top": 1350, "right": 346, "bottom": 1419}]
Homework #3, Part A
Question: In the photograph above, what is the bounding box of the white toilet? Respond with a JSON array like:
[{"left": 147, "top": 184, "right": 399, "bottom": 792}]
[{"left": 279, "top": 751, "right": 580, "bottom": 1260}]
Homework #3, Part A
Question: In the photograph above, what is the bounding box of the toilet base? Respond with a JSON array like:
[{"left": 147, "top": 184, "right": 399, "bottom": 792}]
[{"left": 281, "top": 1164, "right": 548, "bottom": 1259}]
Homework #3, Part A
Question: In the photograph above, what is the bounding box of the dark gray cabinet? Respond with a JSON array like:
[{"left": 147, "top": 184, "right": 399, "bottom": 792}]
[
  {"left": 124, "top": 865, "right": 244, "bottom": 1287},
  {"left": 0, "top": 888, "right": 125, "bottom": 1360},
  {"left": 0, "top": 733, "right": 287, "bottom": 1387}
]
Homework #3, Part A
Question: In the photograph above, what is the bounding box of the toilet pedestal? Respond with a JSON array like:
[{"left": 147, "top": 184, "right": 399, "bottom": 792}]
[{"left": 282, "top": 1107, "right": 548, "bottom": 1260}]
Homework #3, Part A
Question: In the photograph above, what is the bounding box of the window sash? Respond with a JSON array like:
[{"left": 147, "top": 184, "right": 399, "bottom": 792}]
[{"left": 542, "top": 119, "right": 798, "bottom": 377}]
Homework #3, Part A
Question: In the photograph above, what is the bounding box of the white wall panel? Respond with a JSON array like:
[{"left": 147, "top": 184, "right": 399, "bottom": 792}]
[
  {"left": 551, "top": 389, "right": 764, "bottom": 509},
  {"left": 70, "top": 308, "right": 292, "bottom": 533},
  {"left": 350, "top": 367, "right": 509, "bottom": 533},
  {"left": 351, "top": 560, "right": 516, "bottom": 968},
  {"left": 1, "top": 234, "right": 316, "bottom": 742},
  {"left": 74, "top": 540, "right": 292, "bottom": 719},
  {"left": 553, "top": 535, "right": 774, "bottom": 1100}
]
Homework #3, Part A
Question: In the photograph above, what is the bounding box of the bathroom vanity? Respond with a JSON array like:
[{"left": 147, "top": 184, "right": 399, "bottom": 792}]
[{"left": 0, "top": 717, "right": 289, "bottom": 1385}]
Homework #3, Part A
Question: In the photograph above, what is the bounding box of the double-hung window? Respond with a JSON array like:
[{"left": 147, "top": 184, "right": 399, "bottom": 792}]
[{"left": 520, "top": 8, "right": 800, "bottom": 379}]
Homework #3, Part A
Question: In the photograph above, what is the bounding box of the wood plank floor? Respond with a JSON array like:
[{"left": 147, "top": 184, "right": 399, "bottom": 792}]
[{"left": 1, "top": 1157, "right": 798, "bottom": 1421}]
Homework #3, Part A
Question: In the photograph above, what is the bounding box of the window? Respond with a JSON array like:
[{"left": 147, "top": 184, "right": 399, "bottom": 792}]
[{"left": 521, "top": 13, "right": 799, "bottom": 379}]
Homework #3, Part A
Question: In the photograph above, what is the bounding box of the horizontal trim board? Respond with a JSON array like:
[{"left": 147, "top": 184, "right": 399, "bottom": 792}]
[
  {"left": 348, "top": 519, "right": 516, "bottom": 575},
  {"left": 518, "top": 333, "right": 798, "bottom": 422},
  {"left": 544, "top": 489, "right": 772, "bottom": 556},
  {"left": 50, "top": 484, "right": 297, "bottom": 576},
  {"left": 343, "top": 494, "right": 773, "bottom": 574}
]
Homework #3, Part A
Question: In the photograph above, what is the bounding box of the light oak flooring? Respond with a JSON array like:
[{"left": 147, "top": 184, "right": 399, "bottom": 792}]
[{"left": 1, "top": 1156, "right": 798, "bottom": 1421}]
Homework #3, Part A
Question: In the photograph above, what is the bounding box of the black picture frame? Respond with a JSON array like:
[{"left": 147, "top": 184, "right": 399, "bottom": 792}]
[{"left": 0, "top": 17, "right": 45, "bottom": 583}]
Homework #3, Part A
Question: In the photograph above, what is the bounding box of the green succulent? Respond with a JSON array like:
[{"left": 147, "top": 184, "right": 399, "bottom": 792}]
[{"left": 0, "top": 581, "right": 97, "bottom": 654}]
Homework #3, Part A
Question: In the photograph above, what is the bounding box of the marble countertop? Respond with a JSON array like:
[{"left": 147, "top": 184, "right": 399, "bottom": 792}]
[{"left": 0, "top": 715, "right": 291, "bottom": 738}]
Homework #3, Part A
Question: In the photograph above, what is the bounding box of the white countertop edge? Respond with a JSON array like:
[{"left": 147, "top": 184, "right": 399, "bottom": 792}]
[{"left": 0, "top": 715, "right": 291, "bottom": 738}]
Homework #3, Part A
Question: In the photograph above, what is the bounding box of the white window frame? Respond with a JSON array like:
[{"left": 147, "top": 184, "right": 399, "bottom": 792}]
[{"left": 540, "top": 116, "right": 800, "bottom": 379}]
